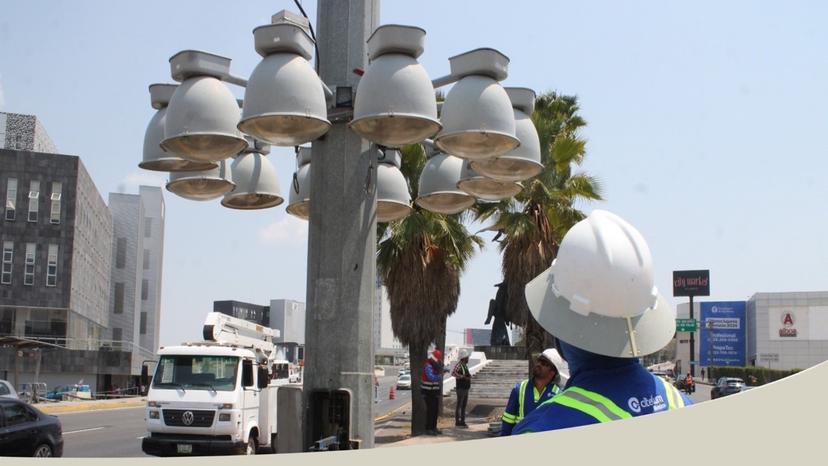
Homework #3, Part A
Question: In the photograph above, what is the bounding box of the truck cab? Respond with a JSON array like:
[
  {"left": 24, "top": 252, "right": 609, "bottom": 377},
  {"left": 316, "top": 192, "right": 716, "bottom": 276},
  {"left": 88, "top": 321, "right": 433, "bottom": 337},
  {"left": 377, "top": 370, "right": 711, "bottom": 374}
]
[{"left": 142, "top": 312, "right": 289, "bottom": 456}]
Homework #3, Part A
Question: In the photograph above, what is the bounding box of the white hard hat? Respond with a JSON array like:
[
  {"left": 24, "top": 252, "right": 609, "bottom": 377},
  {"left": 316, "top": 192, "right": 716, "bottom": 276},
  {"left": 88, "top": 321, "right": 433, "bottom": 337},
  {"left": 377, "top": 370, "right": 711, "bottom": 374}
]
[
  {"left": 539, "top": 348, "right": 569, "bottom": 388},
  {"left": 525, "top": 210, "right": 676, "bottom": 358}
]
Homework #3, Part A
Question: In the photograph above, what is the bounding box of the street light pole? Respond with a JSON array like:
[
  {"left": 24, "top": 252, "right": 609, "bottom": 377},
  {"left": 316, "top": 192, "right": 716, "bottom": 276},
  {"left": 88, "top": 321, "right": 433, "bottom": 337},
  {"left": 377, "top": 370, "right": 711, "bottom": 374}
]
[{"left": 302, "top": 0, "right": 380, "bottom": 450}]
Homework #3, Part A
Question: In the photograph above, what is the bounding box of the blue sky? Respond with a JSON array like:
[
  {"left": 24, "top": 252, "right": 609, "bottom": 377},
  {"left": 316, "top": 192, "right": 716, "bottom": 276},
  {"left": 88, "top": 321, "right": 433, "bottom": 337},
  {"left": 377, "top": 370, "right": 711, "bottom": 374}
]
[{"left": 1, "top": 1, "right": 826, "bottom": 347}]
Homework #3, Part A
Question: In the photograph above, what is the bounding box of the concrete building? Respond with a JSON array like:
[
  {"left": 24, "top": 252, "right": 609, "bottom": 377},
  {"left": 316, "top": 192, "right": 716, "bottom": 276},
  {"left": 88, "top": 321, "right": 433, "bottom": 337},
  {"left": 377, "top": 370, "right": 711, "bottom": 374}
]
[
  {"left": 374, "top": 284, "right": 404, "bottom": 365},
  {"left": 214, "top": 300, "right": 269, "bottom": 327},
  {"left": 0, "top": 146, "right": 114, "bottom": 389},
  {"left": 108, "top": 186, "right": 165, "bottom": 384},
  {"left": 464, "top": 328, "right": 492, "bottom": 347},
  {"left": 270, "top": 299, "right": 305, "bottom": 363},
  {"left": 0, "top": 112, "right": 166, "bottom": 394}
]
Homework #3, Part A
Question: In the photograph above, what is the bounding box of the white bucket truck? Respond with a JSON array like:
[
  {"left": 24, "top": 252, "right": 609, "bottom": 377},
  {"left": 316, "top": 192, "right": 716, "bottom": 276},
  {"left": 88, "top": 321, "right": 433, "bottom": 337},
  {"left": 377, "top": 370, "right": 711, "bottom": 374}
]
[{"left": 142, "top": 312, "right": 291, "bottom": 456}]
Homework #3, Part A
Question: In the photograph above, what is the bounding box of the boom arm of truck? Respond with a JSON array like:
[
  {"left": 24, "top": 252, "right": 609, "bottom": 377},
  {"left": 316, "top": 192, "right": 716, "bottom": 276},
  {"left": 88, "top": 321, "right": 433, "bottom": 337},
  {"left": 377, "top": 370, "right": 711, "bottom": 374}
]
[{"left": 202, "top": 312, "right": 281, "bottom": 365}]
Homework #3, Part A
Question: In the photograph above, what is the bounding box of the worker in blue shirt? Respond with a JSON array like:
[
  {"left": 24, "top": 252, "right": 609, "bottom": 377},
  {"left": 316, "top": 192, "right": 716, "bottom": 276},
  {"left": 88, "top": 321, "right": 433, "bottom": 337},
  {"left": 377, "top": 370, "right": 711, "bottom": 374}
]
[
  {"left": 512, "top": 210, "right": 693, "bottom": 434},
  {"left": 501, "top": 347, "right": 569, "bottom": 436}
]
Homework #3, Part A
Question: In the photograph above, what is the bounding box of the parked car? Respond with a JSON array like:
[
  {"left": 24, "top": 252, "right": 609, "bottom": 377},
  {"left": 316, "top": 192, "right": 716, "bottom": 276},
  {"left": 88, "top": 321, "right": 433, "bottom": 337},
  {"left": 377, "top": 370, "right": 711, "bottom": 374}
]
[
  {"left": 711, "top": 377, "right": 744, "bottom": 399},
  {"left": 0, "top": 380, "right": 18, "bottom": 399},
  {"left": 17, "top": 383, "right": 48, "bottom": 403},
  {"left": 45, "top": 384, "right": 92, "bottom": 401},
  {"left": 396, "top": 374, "right": 412, "bottom": 390},
  {"left": 0, "top": 398, "right": 63, "bottom": 457}
]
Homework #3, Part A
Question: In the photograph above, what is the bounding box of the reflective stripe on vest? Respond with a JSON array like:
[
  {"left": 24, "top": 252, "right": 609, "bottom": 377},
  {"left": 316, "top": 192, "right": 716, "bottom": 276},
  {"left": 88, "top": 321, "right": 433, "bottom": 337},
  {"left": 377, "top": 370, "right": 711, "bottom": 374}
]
[
  {"left": 516, "top": 380, "right": 561, "bottom": 422},
  {"left": 538, "top": 386, "right": 633, "bottom": 423},
  {"left": 658, "top": 377, "right": 685, "bottom": 409}
]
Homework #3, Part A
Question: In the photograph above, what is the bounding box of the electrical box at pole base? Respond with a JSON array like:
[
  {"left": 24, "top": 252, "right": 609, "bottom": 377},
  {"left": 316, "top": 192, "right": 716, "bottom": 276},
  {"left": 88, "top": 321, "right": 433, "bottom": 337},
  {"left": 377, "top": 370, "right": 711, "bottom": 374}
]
[{"left": 308, "top": 389, "right": 360, "bottom": 451}]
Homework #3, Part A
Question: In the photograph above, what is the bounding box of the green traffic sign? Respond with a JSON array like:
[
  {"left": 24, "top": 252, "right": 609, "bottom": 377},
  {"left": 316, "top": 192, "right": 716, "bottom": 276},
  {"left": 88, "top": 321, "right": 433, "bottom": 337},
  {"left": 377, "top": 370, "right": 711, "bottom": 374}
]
[{"left": 676, "top": 318, "right": 697, "bottom": 332}]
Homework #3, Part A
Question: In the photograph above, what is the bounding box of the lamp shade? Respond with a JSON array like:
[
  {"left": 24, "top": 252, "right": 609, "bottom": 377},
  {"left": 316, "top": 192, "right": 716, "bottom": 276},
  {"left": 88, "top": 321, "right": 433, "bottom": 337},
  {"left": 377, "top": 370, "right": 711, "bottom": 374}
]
[
  {"left": 376, "top": 149, "right": 412, "bottom": 223},
  {"left": 221, "top": 151, "right": 283, "bottom": 210},
  {"left": 457, "top": 160, "right": 522, "bottom": 201},
  {"left": 471, "top": 87, "right": 543, "bottom": 181},
  {"left": 434, "top": 49, "right": 518, "bottom": 161},
  {"left": 416, "top": 148, "right": 475, "bottom": 214},
  {"left": 286, "top": 148, "right": 311, "bottom": 220},
  {"left": 139, "top": 83, "right": 217, "bottom": 172},
  {"left": 238, "top": 23, "right": 330, "bottom": 146},
  {"left": 350, "top": 25, "right": 441, "bottom": 147},
  {"left": 162, "top": 75, "right": 248, "bottom": 162},
  {"left": 166, "top": 159, "right": 235, "bottom": 201}
]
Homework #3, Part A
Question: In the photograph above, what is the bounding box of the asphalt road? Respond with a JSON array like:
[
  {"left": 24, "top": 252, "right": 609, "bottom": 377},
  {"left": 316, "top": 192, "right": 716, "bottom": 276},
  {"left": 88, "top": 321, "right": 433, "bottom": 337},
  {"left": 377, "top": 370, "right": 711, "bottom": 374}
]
[{"left": 58, "top": 376, "right": 408, "bottom": 457}]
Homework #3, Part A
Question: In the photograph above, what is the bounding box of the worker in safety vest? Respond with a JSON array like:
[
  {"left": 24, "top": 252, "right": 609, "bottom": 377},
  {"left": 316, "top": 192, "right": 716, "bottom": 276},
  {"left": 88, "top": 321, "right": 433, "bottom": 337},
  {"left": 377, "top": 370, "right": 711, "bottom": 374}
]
[
  {"left": 513, "top": 210, "right": 692, "bottom": 434},
  {"left": 501, "top": 347, "right": 569, "bottom": 436},
  {"left": 421, "top": 349, "right": 443, "bottom": 436}
]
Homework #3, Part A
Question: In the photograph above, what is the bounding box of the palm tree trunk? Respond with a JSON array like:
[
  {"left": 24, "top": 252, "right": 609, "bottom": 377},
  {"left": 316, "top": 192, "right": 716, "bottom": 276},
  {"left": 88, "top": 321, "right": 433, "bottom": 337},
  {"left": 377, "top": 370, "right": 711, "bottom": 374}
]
[
  {"left": 409, "top": 342, "right": 428, "bottom": 436},
  {"left": 436, "top": 317, "right": 447, "bottom": 416}
]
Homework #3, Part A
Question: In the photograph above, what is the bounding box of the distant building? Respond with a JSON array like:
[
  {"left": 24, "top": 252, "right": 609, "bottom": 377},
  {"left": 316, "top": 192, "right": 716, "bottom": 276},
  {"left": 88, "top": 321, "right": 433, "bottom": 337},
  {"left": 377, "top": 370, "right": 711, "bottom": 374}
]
[
  {"left": 0, "top": 112, "right": 166, "bottom": 394},
  {"left": 211, "top": 298, "right": 306, "bottom": 364},
  {"left": 464, "top": 328, "right": 492, "bottom": 347},
  {"left": 374, "top": 284, "right": 404, "bottom": 365}
]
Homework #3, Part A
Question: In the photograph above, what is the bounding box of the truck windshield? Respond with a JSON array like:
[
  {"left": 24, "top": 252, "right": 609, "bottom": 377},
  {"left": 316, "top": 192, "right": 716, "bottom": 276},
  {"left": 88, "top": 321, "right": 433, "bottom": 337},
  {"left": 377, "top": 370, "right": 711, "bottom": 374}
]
[{"left": 153, "top": 355, "right": 239, "bottom": 392}]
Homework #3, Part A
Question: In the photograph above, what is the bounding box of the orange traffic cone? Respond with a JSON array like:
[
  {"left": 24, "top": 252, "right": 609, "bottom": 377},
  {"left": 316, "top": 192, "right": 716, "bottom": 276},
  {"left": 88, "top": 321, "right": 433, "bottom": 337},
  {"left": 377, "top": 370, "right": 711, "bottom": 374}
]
[{"left": 389, "top": 386, "right": 396, "bottom": 400}]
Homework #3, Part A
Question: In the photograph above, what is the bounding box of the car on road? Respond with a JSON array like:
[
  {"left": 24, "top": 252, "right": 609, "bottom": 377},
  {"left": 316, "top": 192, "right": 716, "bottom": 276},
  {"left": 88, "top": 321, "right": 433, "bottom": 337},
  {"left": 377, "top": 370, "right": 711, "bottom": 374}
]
[
  {"left": 45, "top": 384, "right": 92, "bottom": 401},
  {"left": 396, "top": 374, "right": 412, "bottom": 390},
  {"left": 0, "top": 380, "right": 18, "bottom": 399},
  {"left": 0, "top": 398, "right": 63, "bottom": 457},
  {"left": 711, "top": 377, "right": 744, "bottom": 399}
]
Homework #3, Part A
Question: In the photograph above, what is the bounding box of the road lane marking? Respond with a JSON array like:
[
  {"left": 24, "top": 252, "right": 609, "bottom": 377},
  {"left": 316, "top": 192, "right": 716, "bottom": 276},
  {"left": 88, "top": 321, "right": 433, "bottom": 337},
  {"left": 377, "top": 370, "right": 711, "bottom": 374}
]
[{"left": 64, "top": 427, "right": 105, "bottom": 435}]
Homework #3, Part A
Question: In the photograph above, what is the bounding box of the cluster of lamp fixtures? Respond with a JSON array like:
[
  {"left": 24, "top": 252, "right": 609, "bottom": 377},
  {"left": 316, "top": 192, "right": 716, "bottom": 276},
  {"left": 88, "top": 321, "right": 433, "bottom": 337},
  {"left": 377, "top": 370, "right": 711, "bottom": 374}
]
[{"left": 139, "top": 10, "right": 544, "bottom": 223}]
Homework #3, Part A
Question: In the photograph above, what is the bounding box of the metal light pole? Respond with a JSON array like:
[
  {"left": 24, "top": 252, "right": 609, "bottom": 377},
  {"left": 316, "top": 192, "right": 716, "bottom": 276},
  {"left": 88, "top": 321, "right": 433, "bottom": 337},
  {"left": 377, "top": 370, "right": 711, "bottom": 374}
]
[{"left": 302, "top": 0, "right": 380, "bottom": 450}]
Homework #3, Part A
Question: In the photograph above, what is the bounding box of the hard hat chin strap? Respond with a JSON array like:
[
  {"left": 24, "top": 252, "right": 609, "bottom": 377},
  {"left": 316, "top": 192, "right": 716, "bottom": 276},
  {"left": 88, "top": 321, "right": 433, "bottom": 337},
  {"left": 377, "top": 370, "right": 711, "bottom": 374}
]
[{"left": 625, "top": 316, "right": 640, "bottom": 357}]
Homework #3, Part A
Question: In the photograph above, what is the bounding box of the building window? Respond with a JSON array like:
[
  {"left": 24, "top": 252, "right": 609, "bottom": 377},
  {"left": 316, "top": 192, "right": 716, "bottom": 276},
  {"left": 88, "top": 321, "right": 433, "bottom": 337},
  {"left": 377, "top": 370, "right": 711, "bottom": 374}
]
[
  {"left": 1, "top": 241, "right": 12, "bottom": 285},
  {"left": 46, "top": 244, "right": 58, "bottom": 287},
  {"left": 140, "top": 312, "right": 147, "bottom": 335},
  {"left": 144, "top": 218, "right": 152, "bottom": 238},
  {"left": 143, "top": 249, "right": 150, "bottom": 270},
  {"left": 28, "top": 180, "right": 39, "bottom": 223},
  {"left": 112, "top": 328, "right": 122, "bottom": 349},
  {"left": 114, "top": 283, "right": 124, "bottom": 314},
  {"left": 23, "top": 243, "right": 36, "bottom": 286},
  {"left": 141, "top": 279, "right": 149, "bottom": 301},
  {"left": 115, "top": 237, "right": 126, "bottom": 269},
  {"left": 5, "top": 178, "right": 17, "bottom": 221},
  {"left": 50, "top": 182, "right": 61, "bottom": 224}
]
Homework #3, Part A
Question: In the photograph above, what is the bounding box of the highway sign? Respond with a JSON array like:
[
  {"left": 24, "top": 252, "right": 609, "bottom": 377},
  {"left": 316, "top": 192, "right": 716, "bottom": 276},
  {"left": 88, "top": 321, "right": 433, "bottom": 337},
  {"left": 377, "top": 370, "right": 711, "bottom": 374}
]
[{"left": 676, "top": 318, "right": 698, "bottom": 332}]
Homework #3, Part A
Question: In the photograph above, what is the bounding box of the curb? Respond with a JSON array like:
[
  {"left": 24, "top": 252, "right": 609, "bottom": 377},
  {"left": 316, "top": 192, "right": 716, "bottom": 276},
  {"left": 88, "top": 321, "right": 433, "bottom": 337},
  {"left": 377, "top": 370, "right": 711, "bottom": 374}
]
[
  {"left": 375, "top": 401, "right": 411, "bottom": 423},
  {"left": 38, "top": 398, "right": 147, "bottom": 415}
]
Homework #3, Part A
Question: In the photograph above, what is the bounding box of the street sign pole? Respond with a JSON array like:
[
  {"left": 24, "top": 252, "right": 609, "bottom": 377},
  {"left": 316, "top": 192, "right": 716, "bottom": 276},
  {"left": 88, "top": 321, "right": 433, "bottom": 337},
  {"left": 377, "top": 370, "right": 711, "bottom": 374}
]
[{"left": 689, "top": 295, "right": 695, "bottom": 377}]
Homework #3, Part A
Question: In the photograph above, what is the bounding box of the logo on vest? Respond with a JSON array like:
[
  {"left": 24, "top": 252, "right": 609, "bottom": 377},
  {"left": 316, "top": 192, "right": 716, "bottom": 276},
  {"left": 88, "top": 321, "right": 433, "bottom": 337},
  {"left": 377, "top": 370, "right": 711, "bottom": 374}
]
[{"left": 627, "top": 394, "right": 666, "bottom": 414}]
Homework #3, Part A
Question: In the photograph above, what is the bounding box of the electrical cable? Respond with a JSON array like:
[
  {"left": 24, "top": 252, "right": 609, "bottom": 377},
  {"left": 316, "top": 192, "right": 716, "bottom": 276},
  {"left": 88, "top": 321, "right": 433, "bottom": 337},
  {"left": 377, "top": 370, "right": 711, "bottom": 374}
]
[{"left": 293, "top": 0, "right": 321, "bottom": 73}]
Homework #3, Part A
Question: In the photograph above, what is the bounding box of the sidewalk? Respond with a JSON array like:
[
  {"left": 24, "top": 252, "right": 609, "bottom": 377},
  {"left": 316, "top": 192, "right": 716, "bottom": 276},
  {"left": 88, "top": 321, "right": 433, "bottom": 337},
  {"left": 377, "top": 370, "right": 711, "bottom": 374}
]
[
  {"left": 34, "top": 396, "right": 147, "bottom": 414},
  {"left": 375, "top": 397, "right": 507, "bottom": 447}
]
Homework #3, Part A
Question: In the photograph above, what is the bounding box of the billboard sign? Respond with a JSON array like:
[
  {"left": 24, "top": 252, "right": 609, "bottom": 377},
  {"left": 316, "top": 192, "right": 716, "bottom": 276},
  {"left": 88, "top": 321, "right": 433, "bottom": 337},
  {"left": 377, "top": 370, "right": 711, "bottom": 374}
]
[
  {"left": 672, "top": 270, "right": 710, "bottom": 297},
  {"left": 700, "top": 301, "right": 746, "bottom": 366}
]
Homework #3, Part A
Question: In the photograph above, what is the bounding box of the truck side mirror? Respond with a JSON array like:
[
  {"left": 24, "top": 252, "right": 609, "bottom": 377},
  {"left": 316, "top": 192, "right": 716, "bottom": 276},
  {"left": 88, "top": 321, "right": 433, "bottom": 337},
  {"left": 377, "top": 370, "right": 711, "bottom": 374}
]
[
  {"left": 242, "top": 360, "right": 254, "bottom": 388},
  {"left": 141, "top": 365, "right": 149, "bottom": 388},
  {"left": 258, "top": 367, "right": 269, "bottom": 389}
]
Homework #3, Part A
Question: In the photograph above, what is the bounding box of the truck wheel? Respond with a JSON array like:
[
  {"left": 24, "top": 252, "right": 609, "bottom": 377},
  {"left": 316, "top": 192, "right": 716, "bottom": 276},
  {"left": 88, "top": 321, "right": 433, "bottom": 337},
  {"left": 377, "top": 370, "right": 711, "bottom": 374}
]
[{"left": 244, "top": 437, "right": 257, "bottom": 455}]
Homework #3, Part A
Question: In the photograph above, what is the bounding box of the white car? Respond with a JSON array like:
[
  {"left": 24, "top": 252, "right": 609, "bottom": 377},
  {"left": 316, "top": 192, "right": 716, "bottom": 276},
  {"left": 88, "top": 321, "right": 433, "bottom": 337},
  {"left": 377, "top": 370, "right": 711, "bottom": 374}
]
[
  {"left": 396, "top": 374, "right": 412, "bottom": 390},
  {"left": 0, "top": 379, "right": 18, "bottom": 399}
]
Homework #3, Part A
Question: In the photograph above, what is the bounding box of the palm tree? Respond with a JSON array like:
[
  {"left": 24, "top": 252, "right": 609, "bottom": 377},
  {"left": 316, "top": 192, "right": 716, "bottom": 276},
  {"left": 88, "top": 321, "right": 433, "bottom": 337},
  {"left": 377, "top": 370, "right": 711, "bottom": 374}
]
[
  {"left": 476, "top": 92, "right": 602, "bottom": 373},
  {"left": 377, "top": 143, "right": 483, "bottom": 436}
]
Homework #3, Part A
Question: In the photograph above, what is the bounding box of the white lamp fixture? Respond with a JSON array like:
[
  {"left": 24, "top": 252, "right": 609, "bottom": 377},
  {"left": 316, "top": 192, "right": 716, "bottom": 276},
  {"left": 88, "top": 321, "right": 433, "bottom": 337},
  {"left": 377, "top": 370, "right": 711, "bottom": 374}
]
[
  {"left": 376, "top": 149, "right": 412, "bottom": 223},
  {"left": 221, "top": 139, "right": 284, "bottom": 210},
  {"left": 161, "top": 51, "right": 248, "bottom": 162},
  {"left": 286, "top": 146, "right": 312, "bottom": 220},
  {"left": 238, "top": 11, "right": 331, "bottom": 146},
  {"left": 434, "top": 48, "right": 519, "bottom": 161},
  {"left": 350, "top": 25, "right": 441, "bottom": 147},
  {"left": 471, "top": 87, "right": 543, "bottom": 182},
  {"left": 457, "top": 160, "right": 522, "bottom": 201},
  {"left": 139, "top": 84, "right": 218, "bottom": 172},
  {"left": 166, "top": 158, "right": 235, "bottom": 201},
  {"left": 415, "top": 145, "right": 476, "bottom": 214}
]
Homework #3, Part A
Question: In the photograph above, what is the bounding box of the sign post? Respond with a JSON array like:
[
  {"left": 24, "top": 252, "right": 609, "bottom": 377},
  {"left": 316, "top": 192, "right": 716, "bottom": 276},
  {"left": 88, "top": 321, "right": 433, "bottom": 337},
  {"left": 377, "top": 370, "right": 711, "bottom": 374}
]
[{"left": 673, "top": 270, "right": 710, "bottom": 377}]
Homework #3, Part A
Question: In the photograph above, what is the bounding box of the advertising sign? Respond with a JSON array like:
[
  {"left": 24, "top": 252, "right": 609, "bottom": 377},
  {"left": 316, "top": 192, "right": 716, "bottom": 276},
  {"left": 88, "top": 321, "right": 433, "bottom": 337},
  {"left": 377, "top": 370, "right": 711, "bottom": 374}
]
[
  {"left": 672, "top": 270, "right": 710, "bottom": 297},
  {"left": 700, "top": 301, "right": 746, "bottom": 366}
]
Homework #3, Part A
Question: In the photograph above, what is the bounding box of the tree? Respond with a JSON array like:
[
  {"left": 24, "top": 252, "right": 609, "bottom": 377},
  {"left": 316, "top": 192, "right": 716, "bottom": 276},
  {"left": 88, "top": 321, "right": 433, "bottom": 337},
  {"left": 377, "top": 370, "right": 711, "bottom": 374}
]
[
  {"left": 377, "top": 143, "right": 483, "bottom": 436},
  {"left": 476, "top": 92, "right": 602, "bottom": 374}
]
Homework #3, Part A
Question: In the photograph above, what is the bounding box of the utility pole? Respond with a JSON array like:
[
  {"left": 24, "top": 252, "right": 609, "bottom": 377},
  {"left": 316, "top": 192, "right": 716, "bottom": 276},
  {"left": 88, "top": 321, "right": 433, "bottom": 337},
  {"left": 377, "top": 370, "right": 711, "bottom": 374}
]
[{"left": 302, "top": 0, "right": 380, "bottom": 451}]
